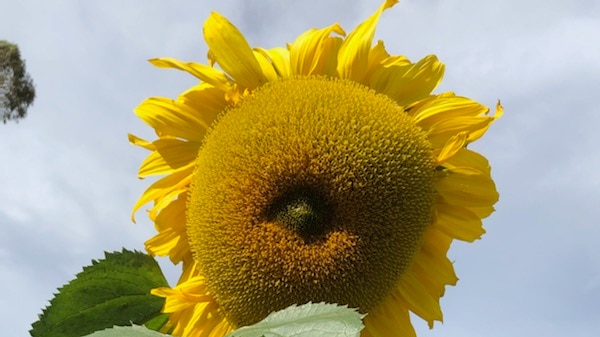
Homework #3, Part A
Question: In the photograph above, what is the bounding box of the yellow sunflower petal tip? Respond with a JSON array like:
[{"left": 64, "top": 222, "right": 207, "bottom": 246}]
[
  {"left": 203, "top": 11, "right": 267, "bottom": 89},
  {"left": 495, "top": 99, "right": 504, "bottom": 118},
  {"left": 131, "top": 1, "right": 500, "bottom": 336},
  {"left": 337, "top": 0, "right": 400, "bottom": 82},
  {"left": 384, "top": 0, "right": 400, "bottom": 9}
]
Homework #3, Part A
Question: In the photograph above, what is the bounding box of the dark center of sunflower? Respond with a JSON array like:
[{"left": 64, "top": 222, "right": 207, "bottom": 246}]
[
  {"left": 187, "top": 77, "right": 436, "bottom": 328},
  {"left": 270, "top": 187, "right": 331, "bottom": 240}
]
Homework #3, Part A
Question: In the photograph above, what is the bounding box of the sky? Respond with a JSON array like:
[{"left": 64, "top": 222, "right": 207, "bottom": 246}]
[{"left": 1, "top": 0, "right": 599, "bottom": 336}]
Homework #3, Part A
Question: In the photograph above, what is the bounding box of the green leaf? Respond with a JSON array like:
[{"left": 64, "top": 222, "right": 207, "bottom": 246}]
[
  {"left": 83, "top": 325, "right": 170, "bottom": 337},
  {"left": 143, "top": 313, "right": 171, "bottom": 332},
  {"left": 226, "top": 302, "right": 365, "bottom": 337},
  {"left": 30, "top": 249, "right": 170, "bottom": 337}
]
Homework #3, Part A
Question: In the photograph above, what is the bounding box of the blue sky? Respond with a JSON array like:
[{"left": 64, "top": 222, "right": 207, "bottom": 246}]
[{"left": 1, "top": 0, "right": 599, "bottom": 336}]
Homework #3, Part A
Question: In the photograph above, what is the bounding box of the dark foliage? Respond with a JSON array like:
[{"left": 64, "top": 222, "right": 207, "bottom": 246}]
[{"left": 1, "top": 40, "right": 36, "bottom": 123}]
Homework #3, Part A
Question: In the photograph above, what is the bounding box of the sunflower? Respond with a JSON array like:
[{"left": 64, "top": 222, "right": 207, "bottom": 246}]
[{"left": 130, "top": 1, "right": 502, "bottom": 336}]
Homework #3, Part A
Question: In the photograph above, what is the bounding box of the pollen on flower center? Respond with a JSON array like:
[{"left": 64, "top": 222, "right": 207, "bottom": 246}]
[{"left": 186, "top": 77, "right": 436, "bottom": 328}]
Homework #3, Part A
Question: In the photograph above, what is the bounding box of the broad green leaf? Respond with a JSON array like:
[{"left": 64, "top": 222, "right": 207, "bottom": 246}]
[
  {"left": 83, "top": 325, "right": 169, "bottom": 337},
  {"left": 143, "top": 313, "right": 171, "bottom": 332},
  {"left": 30, "top": 249, "right": 170, "bottom": 337},
  {"left": 226, "top": 302, "right": 364, "bottom": 337}
]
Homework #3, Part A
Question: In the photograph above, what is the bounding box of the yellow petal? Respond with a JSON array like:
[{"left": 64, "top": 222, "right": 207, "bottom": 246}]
[
  {"left": 413, "top": 96, "right": 501, "bottom": 147},
  {"left": 364, "top": 40, "right": 410, "bottom": 80},
  {"left": 138, "top": 138, "right": 200, "bottom": 178},
  {"left": 128, "top": 134, "right": 155, "bottom": 151},
  {"left": 203, "top": 12, "right": 268, "bottom": 89},
  {"left": 315, "top": 36, "right": 344, "bottom": 76},
  {"left": 145, "top": 230, "right": 181, "bottom": 259},
  {"left": 178, "top": 83, "right": 229, "bottom": 126},
  {"left": 437, "top": 169, "right": 499, "bottom": 207},
  {"left": 370, "top": 55, "right": 445, "bottom": 106},
  {"left": 409, "top": 228, "right": 458, "bottom": 305},
  {"left": 443, "top": 148, "right": 491, "bottom": 176},
  {"left": 469, "top": 100, "right": 502, "bottom": 142},
  {"left": 135, "top": 97, "right": 210, "bottom": 142},
  {"left": 151, "top": 277, "right": 213, "bottom": 312},
  {"left": 132, "top": 165, "right": 193, "bottom": 222},
  {"left": 290, "top": 23, "right": 345, "bottom": 76},
  {"left": 426, "top": 116, "right": 495, "bottom": 148},
  {"left": 149, "top": 57, "right": 230, "bottom": 91},
  {"left": 397, "top": 272, "right": 443, "bottom": 326},
  {"left": 435, "top": 203, "right": 485, "bottom": 242},
  {"left": 394, "top": 228, "right": 456, "bottom": 328},
  {"left": 253, "top": 50, "right": 279, "bottom": 82},
  {"left": 337, "top": 0, "right": 399, "bottom": 82},
  {"left": 152, "top": 275, "right": 233, "bottom": 337},
  {"left": 363, "top": 294, "right": 415, "bottom": 337},
  {"left": 255, "top": 47, "right": 291, "bottom": 78},
  {"left": 145, "top": 193, "right": 190, "bottom": 263},
  {"left": 436, "top": 131, "right": 468, "bottom": 164},
  {"left": 179, "top": 257, "right": 201, "bottom": 283},
  {"left": 417, "top": 227, "right": 456, "bottom": 288},
  {"left": 149, "top": 179, "right": 192, "bottom": 220},
  {"left": 210, "top": 321, "right": 235, "bottom": 337},
  {"left": 411, "top": 94, "right": 486, "bottom": 125},
  {"left": 412, "top": 247, "right": 458, "bottom": 293},
  {"left": 495, "top": 99, "right": 504, "bottom": 119},
  {"left": 468, "top": 205, "right": 496, "bottom": 218},
  {"left": 368, "top": 40, "right": 390, "bottom": 67},
  {"left": 380, "top": 55, "right": 411, "bottom": 67}
]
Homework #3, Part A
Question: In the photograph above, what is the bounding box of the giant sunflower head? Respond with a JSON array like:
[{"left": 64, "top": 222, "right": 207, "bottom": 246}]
[{"left": 130, "top": 1, "right": 502, "bottom": 336}]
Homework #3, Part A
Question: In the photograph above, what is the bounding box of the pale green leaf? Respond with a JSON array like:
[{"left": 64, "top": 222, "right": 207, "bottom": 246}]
[
  {"left": 83, "top": 324, "right": 170, "bottom": 337},
  {"left": 226, "top": 302, "right": 364, "bottom": 337}
]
